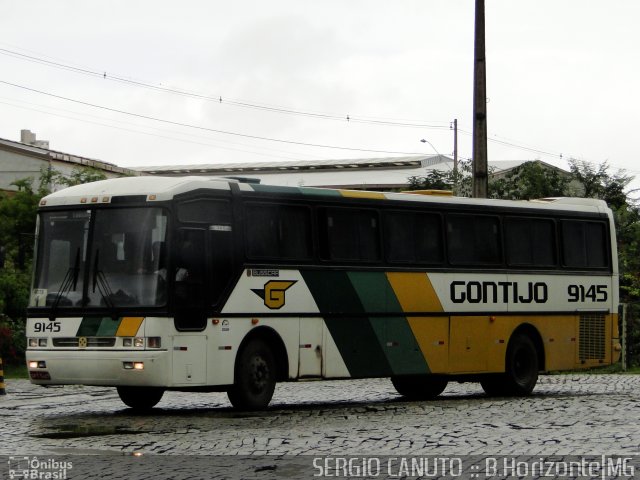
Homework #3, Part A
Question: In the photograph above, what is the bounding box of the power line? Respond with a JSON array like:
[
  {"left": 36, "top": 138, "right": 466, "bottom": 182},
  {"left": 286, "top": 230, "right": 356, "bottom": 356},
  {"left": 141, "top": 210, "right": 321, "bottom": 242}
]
[
  {"left": 0, "top": 79, "right": 426, "bottom": 156},
  {"left": 0, "top": 98, "right": 324, "bottom": 162},
  {"left": 0, "top": 47, "right": 450, "bottom": 130}
]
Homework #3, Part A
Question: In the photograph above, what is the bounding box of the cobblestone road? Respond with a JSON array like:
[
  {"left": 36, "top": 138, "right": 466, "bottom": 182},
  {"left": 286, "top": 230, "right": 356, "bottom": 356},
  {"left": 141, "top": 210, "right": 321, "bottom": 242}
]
[{"left": 1, "top": 375, "right": 639, "bottom": 478}]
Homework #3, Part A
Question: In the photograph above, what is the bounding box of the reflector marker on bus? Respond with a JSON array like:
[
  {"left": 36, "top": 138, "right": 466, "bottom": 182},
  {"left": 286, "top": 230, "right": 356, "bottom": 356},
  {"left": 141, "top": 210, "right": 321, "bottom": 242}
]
[
  {"left": 218, "top": 346, "right": 232, "bottom": 350},
  {"left": 173, "top": 347, "right": 188, "bottom": 351},
  {"left": 299, "top": 344, "right": 312, "bottom": 349}
]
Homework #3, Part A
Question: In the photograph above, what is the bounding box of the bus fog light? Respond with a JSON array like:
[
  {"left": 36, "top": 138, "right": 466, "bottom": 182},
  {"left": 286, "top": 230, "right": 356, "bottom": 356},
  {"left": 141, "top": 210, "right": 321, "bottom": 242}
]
[
  {"left": 29, "top": 338, "right": 38, "bottom": 347},
  {"left": 29, "top": 361, "right": 39, "bottom": 369},
  {"left": 39, "top": 338, "right": 48, "bottom": 347},
  {"left": 147, "top": 337, "right": 161, "bottom": 348},
  {"left": 133, "top": 362, "right": 144, "bottom": 370},
  {"left": 123, "top": 338, "right": 133, "bottom": 347},
  {"left": 38, "top": 361, "right": 47, "bottom": 368},
  {"left": 123, "top": 362, "right": 133, "bottom": 369},
  {"left": 134, "top": 337, "right": 144, "bottom": 348}
]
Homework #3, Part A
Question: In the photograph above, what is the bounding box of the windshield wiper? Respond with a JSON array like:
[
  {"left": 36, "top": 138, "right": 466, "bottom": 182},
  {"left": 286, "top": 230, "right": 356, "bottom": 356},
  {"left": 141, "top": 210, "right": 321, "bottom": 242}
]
[
  {"left": 92, "top": 249, "right": 118, "bottom": 318},
  {"left": 49, "top": 247, "right": 80, "bottom": 320}
]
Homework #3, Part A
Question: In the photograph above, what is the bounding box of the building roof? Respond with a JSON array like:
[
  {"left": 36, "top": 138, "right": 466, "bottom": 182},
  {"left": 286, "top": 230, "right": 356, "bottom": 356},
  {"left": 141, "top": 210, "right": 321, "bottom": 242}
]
[
  {"left": 134, "top": 156, "right": 563, "bottom": 190},
  {"left": 0, "top": 136, "right": 140, "bottom": 177}
]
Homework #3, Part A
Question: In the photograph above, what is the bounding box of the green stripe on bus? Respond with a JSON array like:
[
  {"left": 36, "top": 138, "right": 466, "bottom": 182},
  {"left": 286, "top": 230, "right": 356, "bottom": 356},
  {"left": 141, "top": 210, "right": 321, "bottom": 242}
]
[
  {"left": 301, "top": 270, "right": 392, "bottom": 378},
  {"left": 95, "top": 317, "right": 121, "bottom": 336},
  {"left": 77, "top": 317, "right": 121, "bottom": 337},
  {"left": 347, "top": 272, "right": 430, "bottom": 375},
  {"left": 299, "top": 187, "right": 342, "bottom": 197},
  {"left": 250, "top": 184, "right": 301, "bottom": 195},
  {"left": 76, "top": 317, "right": 104, "bottom": 336}
]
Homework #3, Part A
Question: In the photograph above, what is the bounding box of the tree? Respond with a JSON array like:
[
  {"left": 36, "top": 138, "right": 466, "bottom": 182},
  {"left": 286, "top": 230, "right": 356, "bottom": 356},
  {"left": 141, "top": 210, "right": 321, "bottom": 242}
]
[
  {"left": 0, "top": 166, "right": 107, "bottom": 364},
  {"left": 490, "top": 161, "right": 570, "bottom": 200},
  {"left": 568, "top": 159, "right": 633, "bottom": 209}
]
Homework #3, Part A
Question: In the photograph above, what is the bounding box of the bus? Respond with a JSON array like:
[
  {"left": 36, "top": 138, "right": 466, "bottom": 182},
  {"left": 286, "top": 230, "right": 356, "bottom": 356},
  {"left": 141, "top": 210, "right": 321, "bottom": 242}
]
[{"left": 26, "top": 176, "right": 621, "bottom": 410}]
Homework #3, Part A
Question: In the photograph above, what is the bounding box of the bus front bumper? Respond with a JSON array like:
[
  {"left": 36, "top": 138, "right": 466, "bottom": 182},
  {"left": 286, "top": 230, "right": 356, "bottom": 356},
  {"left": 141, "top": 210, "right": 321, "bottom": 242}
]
[{"left": 26, "top": 349, "right": 171, "bottom": 387}]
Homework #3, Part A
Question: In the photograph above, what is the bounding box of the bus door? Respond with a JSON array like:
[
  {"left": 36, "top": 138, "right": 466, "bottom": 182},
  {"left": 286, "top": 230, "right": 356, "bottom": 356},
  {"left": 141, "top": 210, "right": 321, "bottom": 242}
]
[
  {"left": 173, "top": 228, "right": 208, "bottom": 385},
  {"left": 172, "top": 197, "right": 235, "bottom": 384}
]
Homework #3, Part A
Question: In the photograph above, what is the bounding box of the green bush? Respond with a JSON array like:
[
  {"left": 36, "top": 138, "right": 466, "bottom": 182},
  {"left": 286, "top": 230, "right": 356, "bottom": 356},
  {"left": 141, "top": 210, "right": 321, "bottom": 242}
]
[{"left": 0, "top": 316, "right": 26, "bottom": 365}]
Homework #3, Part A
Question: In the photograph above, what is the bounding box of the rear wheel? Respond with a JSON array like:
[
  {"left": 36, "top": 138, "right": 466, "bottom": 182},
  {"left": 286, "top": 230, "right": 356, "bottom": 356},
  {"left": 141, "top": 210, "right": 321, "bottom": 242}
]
[
  {"left": 116, "top": 386, "right": 164, "bottom": 410},
  {"left": 481, "top": 333, "right": 538, "bottom": 396},
  {"left": 227, "top": 339, "right": 276, "bottom": 410},
  {"left": 504, "top": 333, "right": 538, "bottom": 395},
  {"left": 391, "top": 375, "right": 448, "bottom": 399}
]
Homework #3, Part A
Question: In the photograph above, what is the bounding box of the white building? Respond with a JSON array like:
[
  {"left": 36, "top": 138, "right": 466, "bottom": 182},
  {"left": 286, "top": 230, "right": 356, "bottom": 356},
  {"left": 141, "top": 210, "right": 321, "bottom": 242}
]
[{"left": 0, "top": 130, "right": 140, "bottom": 193}]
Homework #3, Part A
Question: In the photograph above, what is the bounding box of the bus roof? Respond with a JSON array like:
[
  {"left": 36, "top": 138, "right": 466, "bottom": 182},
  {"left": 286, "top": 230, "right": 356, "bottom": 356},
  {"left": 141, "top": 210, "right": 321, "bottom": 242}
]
[{"left": 39, "top": 175, "right": 610, "bottom": 214}]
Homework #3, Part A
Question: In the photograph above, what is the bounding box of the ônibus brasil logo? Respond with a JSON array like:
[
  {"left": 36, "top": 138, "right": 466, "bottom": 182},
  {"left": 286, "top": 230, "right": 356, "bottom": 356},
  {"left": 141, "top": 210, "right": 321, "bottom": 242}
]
[{"left": 252, "top": 280, "right": 297, "bottom": 310}]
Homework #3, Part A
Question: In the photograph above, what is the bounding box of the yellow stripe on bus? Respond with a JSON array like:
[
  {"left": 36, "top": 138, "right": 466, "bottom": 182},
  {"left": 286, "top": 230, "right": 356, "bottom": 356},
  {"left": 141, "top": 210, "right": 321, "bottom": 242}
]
[
  {"left": 116, "top": 317, "right": 144, "bottom": 337},
  {"left": 339, "top": 190, "right": 386, "bottom": 200},
  {"left": 386, "top": 272, "right": 447, "bottom": 372},
  {"left": 386, "top": 272, "right": 444, "bottom": 313}
]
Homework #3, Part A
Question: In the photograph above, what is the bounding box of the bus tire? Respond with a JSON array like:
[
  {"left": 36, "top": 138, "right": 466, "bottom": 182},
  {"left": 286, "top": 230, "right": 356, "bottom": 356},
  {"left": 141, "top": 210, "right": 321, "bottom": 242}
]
[
  {"left": 116, "top": 386, "right": 164, "bottom": 410},
  {"left": 482, "top": 333, "right": 539, "bottom": 397},
  {"left": 480, "top": 375, "right": 507, "bottom": 396},
  {"left": 503, "top": 333, "right": 538, "bottom": 395},
  {"left": 227, "top": 338, "right": 276, "bottom": 410},
  {"left": 391, "top": 375, "right": 447, "bottom": 399}
]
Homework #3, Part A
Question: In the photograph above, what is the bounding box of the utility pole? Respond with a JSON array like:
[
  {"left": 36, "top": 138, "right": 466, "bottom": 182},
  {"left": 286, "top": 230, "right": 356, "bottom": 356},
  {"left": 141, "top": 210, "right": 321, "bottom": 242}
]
[
  {"left": 472, "top": 0, "right": 488, "bottom": 198},
  {"left": 452, "top": 118, "right": 459, "bottom": 195},
  {"left": 452, "top": 118, "right": 458, "bottom": 173}
]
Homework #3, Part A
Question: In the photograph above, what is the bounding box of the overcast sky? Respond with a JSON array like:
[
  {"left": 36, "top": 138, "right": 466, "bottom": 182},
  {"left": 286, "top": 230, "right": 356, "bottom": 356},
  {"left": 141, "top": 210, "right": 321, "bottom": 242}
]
[{"left": 1, "top": 1, "right": 638, "bottom": 187}]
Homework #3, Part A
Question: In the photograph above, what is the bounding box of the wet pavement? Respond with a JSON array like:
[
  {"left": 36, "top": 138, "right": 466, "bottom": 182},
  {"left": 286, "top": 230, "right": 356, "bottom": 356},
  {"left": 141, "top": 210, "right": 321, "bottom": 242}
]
[{"left": 1, "top": 374, "right": 639, "bottom": 478}]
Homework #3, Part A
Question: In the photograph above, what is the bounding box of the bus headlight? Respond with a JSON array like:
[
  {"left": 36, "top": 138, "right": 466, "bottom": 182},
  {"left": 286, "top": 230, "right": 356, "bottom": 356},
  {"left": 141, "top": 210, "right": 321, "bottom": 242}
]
[
  {"left": 124, "top": 361, "right": 144, "bottom": 370},
  {"left": 134, "top": 337, "right": 144, "bottom": 348},
  {"left": 29, "top": 338, "right": 38, "bottom": 347},
  {"left": 39, "top": 338, "right": 48, "bottom": 347}
]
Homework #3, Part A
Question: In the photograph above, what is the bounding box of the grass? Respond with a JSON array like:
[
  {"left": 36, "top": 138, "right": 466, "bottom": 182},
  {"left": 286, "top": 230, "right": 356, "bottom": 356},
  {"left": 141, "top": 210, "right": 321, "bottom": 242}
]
[
  {"left": 2, "top": 363, "right": 28, "bottom": 379},
  {"left": 553, "top": 363, "right": 640, "bottom": 375}
]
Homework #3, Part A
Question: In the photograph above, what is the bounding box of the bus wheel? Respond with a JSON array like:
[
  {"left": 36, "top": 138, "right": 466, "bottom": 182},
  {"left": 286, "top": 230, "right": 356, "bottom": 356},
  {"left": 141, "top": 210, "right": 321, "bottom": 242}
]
[
  {"left": 502, "top": 333, "right": 539, "bottom": 396},
  {"left": 227, "top": 339, "right": 276, "bottom": 410},
  {"left": 480, "top": 375, "right": 507, "bottom": 396},
  {"left": 391, "top": 375, "right": 448, "bottom": 399},
  {"left": 116, "top": 386, "right": 164, "bottom": 410}
]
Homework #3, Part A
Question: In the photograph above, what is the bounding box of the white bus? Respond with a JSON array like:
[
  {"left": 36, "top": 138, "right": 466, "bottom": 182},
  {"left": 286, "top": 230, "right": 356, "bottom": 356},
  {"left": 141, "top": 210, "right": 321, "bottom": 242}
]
[{"left": 26, "top": 176, "right": 621, "bottom": 409}]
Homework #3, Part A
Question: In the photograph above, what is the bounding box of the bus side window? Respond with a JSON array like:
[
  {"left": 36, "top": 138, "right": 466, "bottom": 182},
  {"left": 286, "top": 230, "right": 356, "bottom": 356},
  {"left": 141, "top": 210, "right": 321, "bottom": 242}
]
[
  {"left": 561, "top": 220, "right": 608, "bottom": 269},
  {"left": 320, "top": 208, "right": 381, "bottom": 262},
  {"left": 177, "top": 198, "right": 235, "bottom": 307},
  {"left": 505, "top": 217, "right": 556, "bottom": 267},
  {"left": 384, "top": 211, "right": 443, "bottom": 264},
  {"left": 447, "top": 214, "right": 501, "bottom": 265},
  {"left": 174, "top": 228, "right": 207, "bottom": 331}
]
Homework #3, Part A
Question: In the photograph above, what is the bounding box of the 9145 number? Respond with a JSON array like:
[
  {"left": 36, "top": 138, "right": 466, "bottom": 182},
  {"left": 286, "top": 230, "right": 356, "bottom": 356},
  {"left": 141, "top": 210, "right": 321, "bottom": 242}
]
[
  {"left": 33, "top": 321, "right": 61, "bottom": 333},
  {"left": 567, "top": 284, "right": 608, "bottom": 303}
]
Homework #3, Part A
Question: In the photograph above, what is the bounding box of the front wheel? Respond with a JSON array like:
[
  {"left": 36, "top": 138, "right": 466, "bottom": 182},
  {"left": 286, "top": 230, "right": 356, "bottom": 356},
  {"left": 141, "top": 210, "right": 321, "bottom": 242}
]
[
  {"left": 391, "top": 375, "right": 448, "bottom": 399},
  {"left": 227, "top": 339, "right": 276, "bottom": 410},
  {"left": 117, "top": 386, "right": 164, "bottom": 410}
]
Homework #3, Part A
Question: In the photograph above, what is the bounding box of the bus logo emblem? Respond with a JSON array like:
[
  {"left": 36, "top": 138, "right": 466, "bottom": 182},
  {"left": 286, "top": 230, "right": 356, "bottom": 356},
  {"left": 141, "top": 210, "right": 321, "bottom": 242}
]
[
  {"left": 78, "top": 337, "right": 88, "bottom": 348},
  {"left": 252, "top": 280, "right": 297, "bottom": 310}
]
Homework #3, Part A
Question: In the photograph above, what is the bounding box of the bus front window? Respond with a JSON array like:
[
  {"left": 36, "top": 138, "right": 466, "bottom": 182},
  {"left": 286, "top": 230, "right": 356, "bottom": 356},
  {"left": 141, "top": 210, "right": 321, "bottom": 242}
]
[
  {"left": 86, "top": 208, "right": 168, "bottom": 308},
  {"left": 31, "top": 210, "right": 91, "bottom": 308},
  {"left": 30, "top": 207, "right": 168, "bottom": 310}
]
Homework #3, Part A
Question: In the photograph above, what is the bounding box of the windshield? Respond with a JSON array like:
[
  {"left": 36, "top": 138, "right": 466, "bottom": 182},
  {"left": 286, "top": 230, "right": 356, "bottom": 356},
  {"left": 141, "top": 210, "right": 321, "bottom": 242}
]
[{"left": 30, "top": 207, "right": 168, "bottom": 309}]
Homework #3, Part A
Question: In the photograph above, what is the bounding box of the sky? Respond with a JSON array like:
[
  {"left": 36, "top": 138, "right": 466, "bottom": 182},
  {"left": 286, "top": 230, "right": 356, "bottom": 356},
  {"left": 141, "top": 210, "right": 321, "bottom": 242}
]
[{"left": 0, "top": 1, "right": 638, "bottom": 189}]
